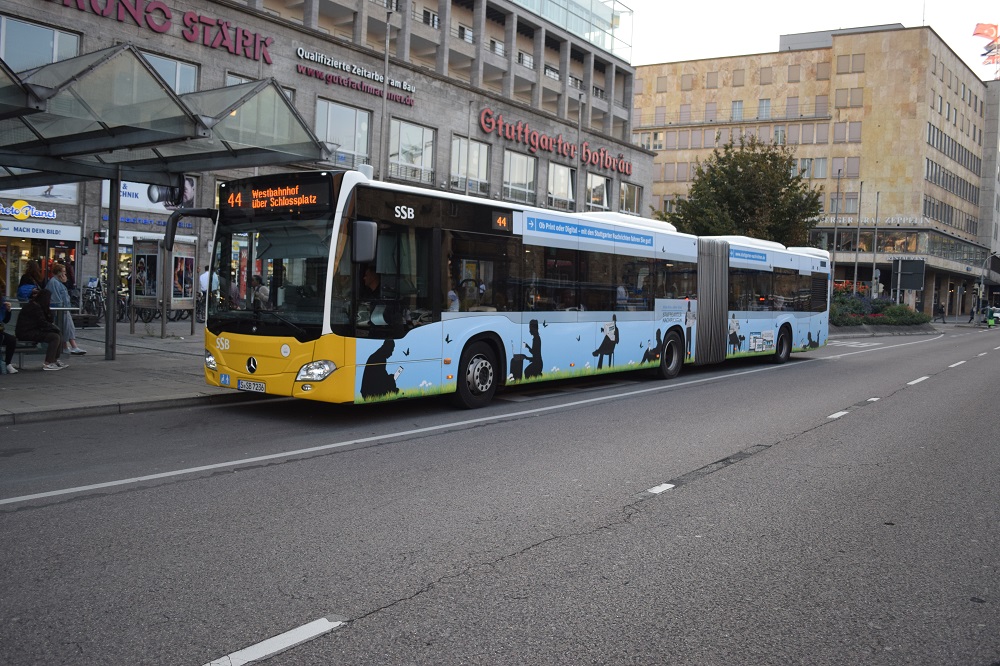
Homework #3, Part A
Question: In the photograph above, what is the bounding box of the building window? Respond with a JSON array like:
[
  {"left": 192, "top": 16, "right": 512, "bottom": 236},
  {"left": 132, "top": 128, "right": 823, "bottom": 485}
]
[
  {"left": 585, "top": 173, "right": 610, "bottom": 210},
  {"left": 836, "top": 55, "right": 851, "bottom": 74},
  {"left": 848, "top": 121, "right": 862, "bottom": 143},
  {"left": 815, "top": 95, "right": 828, "bottom": 116},
  {"left": 547, "top": 163, "right": 576, "bottom": 210},
  {"left": 788, "top": 64, "right": 800, "bottom": 82},
  {"left": 457, "top": 25, "right": 474, "bottom": 43},
  {"left": 706, "top": 71, "right": 718, "bottom": 88},
  {"left": 503, "top": 150, "right": 536, "bottom": 204},
  {"left": 812, "top": 157, "right": 827, "bottom": 179},
  {"left": 801, "top": 123, "right": 814, "bottom": 143},
  {"left": 681, "top": 74, "right": 693, "bottom": 91},
  {"left": 422, "top": 9, "right": 440, "bottom": 28},
  {"left": 732, "top": 69, "right": 745, "bottom": 86},
  {"left": 620, "top": 182, "right": 641, "bottom": 214},
  {"left": 656, "top": 76, "right": 670, "bottom": 93},
  {"left": 663, "top": 163, "right": 676, "bottom": 181},
  {"left": 846, "top": 156, "right": 860, "bottom": 178},
  {"left": 451, "top": 136, "right": 489, "bottom": 195},
  {"left": 544, "top": 64, "right": 560, "bottom": 81},
  {"left": 389, "top": 119, "right": 435, "bottom": 184},
  {"left": 786, "top": 96, "right": 799, "bottom": 118},
  {"left": 731, "top": 100, "right": 743, "bottom": 121},
  {"left": 0, "top": 16, "right": 78, "bottom": 72},
  {"left": 758, "top": 99, "right": 771, "bottom": 119},
  {"left": 817, "top": 62, "right": 831, "bottom": 80},
  {"left": 517, "top": 51, "right": 534, "bottom": 69},
  {"left": 852, "top": 54, "right": 865, "bottom": 73},
  {"left": 705, "top": 101, "right": 717, "bottom": 122},
  {"left": 143, "top": 52, "right": 197, "bottom": 93},
  {"left": 799, "top": 158, "right": 812, "bottom": 178},
  {"left": 652, "top": 131, "right": 664, "bottom": 150},
  {"left": 316, "top": 99, "right": 370, "bottom": 169},
  {"left": 759, "top": 67, "right": 772, "bottom": 85},
  {"left": 774, "top": 126, "right": 785, "bottom": 145},
  {"left": 835, "top": 88, "right": 849, "bottom": 108},
  {"left": 850, "top": 88, "right": 863, "bottom": 107},
  {"left": 787, "top": 124, "right": 799, "bottom": 144},
  {"left": 489, "top": 39, "right": 505, "bottom": 56},
  {"left": 679, "top": 104, "right": 691, "bottom": 122}
]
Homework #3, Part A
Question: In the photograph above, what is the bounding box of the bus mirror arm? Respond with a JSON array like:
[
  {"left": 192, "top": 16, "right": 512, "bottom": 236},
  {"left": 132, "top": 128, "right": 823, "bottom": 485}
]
[{"left": 352, "top": 219, "right": 378, "bottom": 264}]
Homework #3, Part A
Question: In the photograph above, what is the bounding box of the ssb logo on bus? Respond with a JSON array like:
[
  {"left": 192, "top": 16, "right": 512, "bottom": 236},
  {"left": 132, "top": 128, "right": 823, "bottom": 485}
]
[{"left": 394, "top": 205, "right": 414, "bottom": 220}]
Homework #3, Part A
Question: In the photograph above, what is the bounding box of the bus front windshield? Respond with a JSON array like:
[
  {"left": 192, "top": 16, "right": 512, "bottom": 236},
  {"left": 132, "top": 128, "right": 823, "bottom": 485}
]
[{"left": 207, "top": 215, "right": 333, "bottom": 341}]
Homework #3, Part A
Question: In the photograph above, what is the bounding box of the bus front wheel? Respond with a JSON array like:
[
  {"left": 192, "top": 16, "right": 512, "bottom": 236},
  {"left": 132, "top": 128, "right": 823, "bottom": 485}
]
[
  {"left": 772, "top": 327, "right": 791, "bottom": 364},
  {"left": 655, "top": 330, "right": 683, "bottom": 380},
  {"left": 453, "top": 342, "right": 497, "bottom": 409}
]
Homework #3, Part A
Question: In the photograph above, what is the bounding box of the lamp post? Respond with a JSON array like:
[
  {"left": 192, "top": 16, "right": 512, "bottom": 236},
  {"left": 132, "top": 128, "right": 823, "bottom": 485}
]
[
  {"left": 977, "top": 252, "right": 999, "bottom": 327},
  {"left": 575, "top": 92, "right": 583, "bottom": 212},
  {"left": 830, "top": 168, "right": 842, "bottom": 290},
  {"left": 871, "top": 191, "right": 880, "bottom": 296},
  {"left": 465, "top": 99, "right": 474, "bottom": 196},
  {"left": 852, "top": 181, "right": 863, "bottom": 295},
  {"left": 379, "top": 9, "right": 393, "bottom": 180}
]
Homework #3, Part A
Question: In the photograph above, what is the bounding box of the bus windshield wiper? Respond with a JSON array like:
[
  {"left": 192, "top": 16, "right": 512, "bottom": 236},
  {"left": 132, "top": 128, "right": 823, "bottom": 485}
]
[{"left": 254, "top": 307, "right": 307, "bottom": 336}]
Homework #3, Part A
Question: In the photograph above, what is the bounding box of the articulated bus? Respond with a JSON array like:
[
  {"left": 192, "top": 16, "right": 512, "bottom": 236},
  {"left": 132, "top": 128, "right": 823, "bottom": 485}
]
[{"left": 204, "top": 169, "right": 830, "bottom": 408}]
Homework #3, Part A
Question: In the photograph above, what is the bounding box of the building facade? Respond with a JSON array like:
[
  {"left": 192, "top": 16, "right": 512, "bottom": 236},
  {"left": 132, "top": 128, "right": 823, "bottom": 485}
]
[
  {"left": 633, "top": 25, "right": 997, "bottom": 317},
  {"left": 0, "top": 0, "right": 651, "bottom": 299}
]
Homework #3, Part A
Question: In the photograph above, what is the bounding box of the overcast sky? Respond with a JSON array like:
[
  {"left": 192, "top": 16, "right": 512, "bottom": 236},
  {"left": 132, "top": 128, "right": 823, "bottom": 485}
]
[{"left": 625, "top": 0, "right": 997, "bottom": 82}]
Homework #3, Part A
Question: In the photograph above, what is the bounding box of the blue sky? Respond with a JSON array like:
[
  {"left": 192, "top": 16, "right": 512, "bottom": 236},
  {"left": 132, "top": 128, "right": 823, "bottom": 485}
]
[{"left": 625, "top": 0, "right": 997, "bottom": 81}]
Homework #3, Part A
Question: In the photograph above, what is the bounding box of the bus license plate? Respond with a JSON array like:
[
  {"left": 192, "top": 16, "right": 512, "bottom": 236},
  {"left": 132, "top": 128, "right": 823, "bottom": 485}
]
[{"left": 237, "top": 379, "right": 266, "bottom": 393}]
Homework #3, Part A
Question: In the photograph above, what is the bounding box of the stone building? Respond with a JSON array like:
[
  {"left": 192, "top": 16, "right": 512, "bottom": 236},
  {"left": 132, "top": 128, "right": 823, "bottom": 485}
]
[{"left": 633, "top": 25, "right": 997, "bottom": 317}]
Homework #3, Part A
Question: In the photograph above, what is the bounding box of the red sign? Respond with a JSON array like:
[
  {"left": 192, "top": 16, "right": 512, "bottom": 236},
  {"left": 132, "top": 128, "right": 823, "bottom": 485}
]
[{"left": 478, "top": 107, "right": 633, "bottom": 176}]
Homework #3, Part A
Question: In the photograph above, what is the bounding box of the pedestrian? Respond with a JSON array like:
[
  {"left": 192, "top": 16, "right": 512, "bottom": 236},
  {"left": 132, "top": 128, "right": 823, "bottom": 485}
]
[
  {"left": 933, "top": 303, "right": 946, "bottom": 323},
  {"left": 15, "top": 288, "right": 66, "bottom": 370},
  {"left": 45, "top": 263, "right": 86, "bottom": 355},
  {"left": 17, "top": 259, "right": 45, "bottom": 302},
  {"left": 0, "top": 280, "right": 16, "bottom": 374},
  {"left": 251, "top": 274, "right": 270, "bottom": 309}
]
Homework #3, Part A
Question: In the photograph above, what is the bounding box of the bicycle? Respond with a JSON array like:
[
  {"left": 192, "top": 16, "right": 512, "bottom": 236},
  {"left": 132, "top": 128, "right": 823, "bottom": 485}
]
[{"left": 81, "top": 281, "right": 106, "bottom": 323}]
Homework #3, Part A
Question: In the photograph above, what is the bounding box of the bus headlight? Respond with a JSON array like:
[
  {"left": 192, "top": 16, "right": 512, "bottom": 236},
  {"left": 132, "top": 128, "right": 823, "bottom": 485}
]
[
  {"left": 205, "top": 349, "right": 217, "bottom": 371},
  {"left": 296, "top": 360, "right": 336, "bottom": 382}
]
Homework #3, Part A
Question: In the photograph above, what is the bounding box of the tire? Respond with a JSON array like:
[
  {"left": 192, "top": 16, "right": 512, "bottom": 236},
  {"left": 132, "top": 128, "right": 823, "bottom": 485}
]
[
  {"left": 654, "top": 330, "right": 683, "bottom": 379},
  {"left": 772, "top": 327, "right": 791, "bottom": 364},
  {"left": 452, "top": 341, "right": 498, "bottom": 409},
  {"left": 140, "top": 308, "right": 155, "bottom": 323}
]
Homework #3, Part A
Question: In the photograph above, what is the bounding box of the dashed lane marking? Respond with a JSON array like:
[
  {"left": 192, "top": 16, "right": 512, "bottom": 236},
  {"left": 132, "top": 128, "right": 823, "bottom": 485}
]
[
  {"left": 648, "top": 483, "right": 675, "bottom": 494},
  {"left": 907, "top": 376, "right": 929, "bottom": 385},
  {"left": 828, "top": 411, "right": 849, "bottom": 419},
  {"left": 826, "top": 340, "right": 884, "bottom": 348},
  {"left": 949, "top": 361, "right": 966, "bottom": 367},
  {"left": 203, "top": 617, "right": 344, "bottom": 666}
]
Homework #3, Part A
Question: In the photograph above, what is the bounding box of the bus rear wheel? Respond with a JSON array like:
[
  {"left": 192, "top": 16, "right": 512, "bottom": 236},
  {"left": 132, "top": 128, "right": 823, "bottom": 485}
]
[
  {"left": 453, "top": 342, "right": 497, "bottom": 409},
  {"left": 655, "top": 330, "right": 683, "bottom": 380},
  {"left": 772, "top": 327, "right": 791, "bottom": 364}
]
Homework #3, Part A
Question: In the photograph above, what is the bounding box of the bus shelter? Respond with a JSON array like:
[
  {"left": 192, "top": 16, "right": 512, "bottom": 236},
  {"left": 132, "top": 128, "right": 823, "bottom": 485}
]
[{"left": 0, "top": 43, "right": 332, "bottom": 358}]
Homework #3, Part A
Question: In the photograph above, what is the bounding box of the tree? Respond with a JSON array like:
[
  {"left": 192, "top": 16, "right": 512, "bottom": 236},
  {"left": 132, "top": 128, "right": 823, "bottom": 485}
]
[{"left": 652, "top": 133, "right": 822, "bottom": 246}]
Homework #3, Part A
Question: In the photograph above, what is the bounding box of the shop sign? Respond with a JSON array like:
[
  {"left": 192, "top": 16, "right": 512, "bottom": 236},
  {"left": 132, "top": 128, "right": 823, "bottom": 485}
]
[
  {"left": 295, "top": 48, "right": 416, "bottom": 106},
  {"left": 59, "top": 1, "right": 274, "bottom": 64},
  {"left": 0, "top": 200, "right": 58, "bottom": 221},
  {"left": 0, "top": 220, "right": 81, "bottom": 241},
  {"left": 478, "top": 107, "right": 633, "bottom": 176}
]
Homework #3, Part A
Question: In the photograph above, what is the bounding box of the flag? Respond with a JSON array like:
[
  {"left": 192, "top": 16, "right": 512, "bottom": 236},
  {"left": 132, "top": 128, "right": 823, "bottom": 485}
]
[
  {"left": 973, "top": 23, "right": 999, "bottom": 40},
  {"left": 985, "top": 53, "right": 1000, "bottom": 65}
]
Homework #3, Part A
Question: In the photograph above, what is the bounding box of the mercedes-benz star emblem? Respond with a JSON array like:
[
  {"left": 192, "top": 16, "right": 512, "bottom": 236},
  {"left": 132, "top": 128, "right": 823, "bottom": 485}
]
[{"left": 246, "top": 357, "right": 257, "bottom": 374}]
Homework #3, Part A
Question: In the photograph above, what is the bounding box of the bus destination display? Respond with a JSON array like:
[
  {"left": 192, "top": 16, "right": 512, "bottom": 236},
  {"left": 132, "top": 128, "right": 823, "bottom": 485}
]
[{"left": 220, "top": 177, "right": 331, "bottom": 217}]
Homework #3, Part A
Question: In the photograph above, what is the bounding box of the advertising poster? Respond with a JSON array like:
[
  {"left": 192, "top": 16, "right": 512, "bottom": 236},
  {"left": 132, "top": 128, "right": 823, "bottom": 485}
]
[
  {"left": 101, "top": 176, "right": 197, "bottom": 214},
  {"left": 0, "top": 183, "right": 79, "bottom": 204},
  {"left": 171, "top": 242, "right": 196, "bottom": 308},
  {"left": 132, "top": 240, "right": 159, "bottom": 308}
]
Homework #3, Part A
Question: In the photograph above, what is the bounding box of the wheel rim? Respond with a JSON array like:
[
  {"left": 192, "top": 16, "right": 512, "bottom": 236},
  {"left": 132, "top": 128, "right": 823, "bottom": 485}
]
[
  {"left": 664, "top": 338, "right": 680, "bottom": 373},
  {"left": 465, "top": 355, "right": 494, "bottom": 395}
]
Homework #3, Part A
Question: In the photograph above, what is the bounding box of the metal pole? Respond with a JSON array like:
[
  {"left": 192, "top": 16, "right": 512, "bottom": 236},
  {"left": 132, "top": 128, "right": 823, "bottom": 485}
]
[
  {"left": 852, "top": 181, "right": 863, "bottom": 295},
  {"left": 379, "top": 9, "right": 393, "bottom": 180},
  {"left": 465, "top": 100, "right": 473, "bottom": 196},
  {"left": 871, "top": 191, "right": 879, "bottom": 296},
  {"left": 831, "top": 168, "right": 841, "bottom": 290},
  {"left": 105, "top": 172, "right": 120, "bottom": 360},
  {"left": 576, "top": 92, "right": 583, "bottom": 212}
]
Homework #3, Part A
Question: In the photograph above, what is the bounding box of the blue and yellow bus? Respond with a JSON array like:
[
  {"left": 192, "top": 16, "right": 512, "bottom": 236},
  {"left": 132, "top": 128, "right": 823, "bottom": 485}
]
[{"left": 204, "top": 169, "right": 829, "bottom": 408}]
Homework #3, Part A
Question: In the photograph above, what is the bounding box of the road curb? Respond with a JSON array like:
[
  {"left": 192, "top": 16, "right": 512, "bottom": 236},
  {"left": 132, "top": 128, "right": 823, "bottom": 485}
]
[{"left": 0, "top": 391, "right": 271, "bottom": 425}]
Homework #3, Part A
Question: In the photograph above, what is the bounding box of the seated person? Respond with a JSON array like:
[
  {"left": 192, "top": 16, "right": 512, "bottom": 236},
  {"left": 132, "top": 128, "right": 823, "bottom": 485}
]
[
  {"left": 15, "top": 288, "right": 65, "bottom": 370},
  {"left": 447, "top": 289, "right": 459, "bottom": 312}
]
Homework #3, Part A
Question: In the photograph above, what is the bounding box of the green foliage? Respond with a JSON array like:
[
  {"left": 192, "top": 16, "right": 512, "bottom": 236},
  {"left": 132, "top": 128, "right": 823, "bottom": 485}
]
[
  {"left": 830, "top": 292, "right": 931, "bottom": 326},
  {"left": 651, "top": 134, "right": 822, "bottom": 246}
]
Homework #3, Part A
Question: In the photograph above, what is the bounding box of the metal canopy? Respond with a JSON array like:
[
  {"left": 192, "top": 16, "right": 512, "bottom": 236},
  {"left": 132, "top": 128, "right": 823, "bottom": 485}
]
[{"left": 0, "top": 43, "right": 330, "bottom": 190}]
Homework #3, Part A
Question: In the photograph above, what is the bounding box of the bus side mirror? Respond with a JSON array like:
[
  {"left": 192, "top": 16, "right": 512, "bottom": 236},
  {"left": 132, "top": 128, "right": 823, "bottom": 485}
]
[{"left": 352, "top": 219, "right": 377, "bottom": 264}]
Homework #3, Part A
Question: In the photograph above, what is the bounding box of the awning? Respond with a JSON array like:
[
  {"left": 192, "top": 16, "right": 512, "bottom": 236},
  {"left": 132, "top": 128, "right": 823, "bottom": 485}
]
[{"left": 0, "top": 43, "right": 330, "bottom": 190}]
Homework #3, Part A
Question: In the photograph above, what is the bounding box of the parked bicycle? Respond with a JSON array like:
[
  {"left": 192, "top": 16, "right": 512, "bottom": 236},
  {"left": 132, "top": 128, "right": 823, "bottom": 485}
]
[{"left": 81, "top": 280, "right": 106, "bottom": 324}]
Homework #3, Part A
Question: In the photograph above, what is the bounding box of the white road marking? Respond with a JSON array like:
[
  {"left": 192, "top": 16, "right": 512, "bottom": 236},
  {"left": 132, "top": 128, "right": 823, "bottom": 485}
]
[
  {"left": 949, "top": 361, "right": 966, "bottom": 367},
  {"left": 978, "top": 352, "right": 988, "bottom": 356},
  {"left": 907, "top": 376, "right": 929, "bottom": 385},
  {"left": 828, "top": 411, "right": 849, "bottom": 419},
  {"left": 867, "top": 398, "right": 880, "bottom": 402},
  {"left": 648, "top": 483, "right": 675, "bottom": 494},
  {"left": 826, "top": 340, "right": 883, "bottom": 348},
  {"left": 822, "top": 335, "right": 941, "bottom": 359},
  {"left": 203, "top": 617, "right": 343, "bottom": 666}
]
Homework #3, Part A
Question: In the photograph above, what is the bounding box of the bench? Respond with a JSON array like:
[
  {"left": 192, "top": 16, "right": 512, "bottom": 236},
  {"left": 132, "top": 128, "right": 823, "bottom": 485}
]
[{"left": 1, "top": 305, "right": 73, "bottom": 372}]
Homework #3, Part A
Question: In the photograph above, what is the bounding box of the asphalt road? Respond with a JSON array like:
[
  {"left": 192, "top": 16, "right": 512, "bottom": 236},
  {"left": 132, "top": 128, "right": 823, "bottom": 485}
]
[{"left": 2, "top": 328, "right": 999, "bottom": 665}]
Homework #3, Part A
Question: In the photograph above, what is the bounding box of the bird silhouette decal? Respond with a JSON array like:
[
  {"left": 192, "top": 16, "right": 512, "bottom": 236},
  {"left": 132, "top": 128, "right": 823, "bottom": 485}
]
[
  {"left": 445, "top": 334, "right": 452, "bottom": 344},
  {"left": 542, "top": 320, "right": 548, "bottom": 327},
  {"left": 403, "top": 348, "right": 410, "bottom": 356},
  {"left": 576, "top": 335, "right": 581, "bottom": 341}
]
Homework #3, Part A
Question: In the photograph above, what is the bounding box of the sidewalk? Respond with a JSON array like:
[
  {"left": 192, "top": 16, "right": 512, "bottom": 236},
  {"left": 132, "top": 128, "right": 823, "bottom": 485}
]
[
  {"left": 1, "top": 316, "right": 992, "bottom": 425},
  {"left": 0, "top": 317, "right": 253, "bottom": 425}
]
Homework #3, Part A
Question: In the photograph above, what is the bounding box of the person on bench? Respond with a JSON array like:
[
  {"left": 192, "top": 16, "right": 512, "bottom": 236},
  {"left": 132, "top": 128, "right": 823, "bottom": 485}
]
[
  {"left": 15, "top": 288, "right": 67, "bottom": 371},
  {"left": 0, "top": 281, "right": 16, "bottom": 374}
]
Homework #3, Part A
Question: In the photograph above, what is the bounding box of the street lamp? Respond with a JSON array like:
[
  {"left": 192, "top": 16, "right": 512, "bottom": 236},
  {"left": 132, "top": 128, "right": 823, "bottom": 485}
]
[
  {"left": 575, "top": 92, "right": 584, "bottom": 212},
  {"left": 852, "top": 181, "right": 863, "bottom": 295},
  {"left": 977, "top": 251, "right": 999, "bottom": 327},
  {"left": 830, "top": 168, "right": 842, "bottom": 290},
  {"left": 379, "top": 9, "right": 393, "bottom": 180}
]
